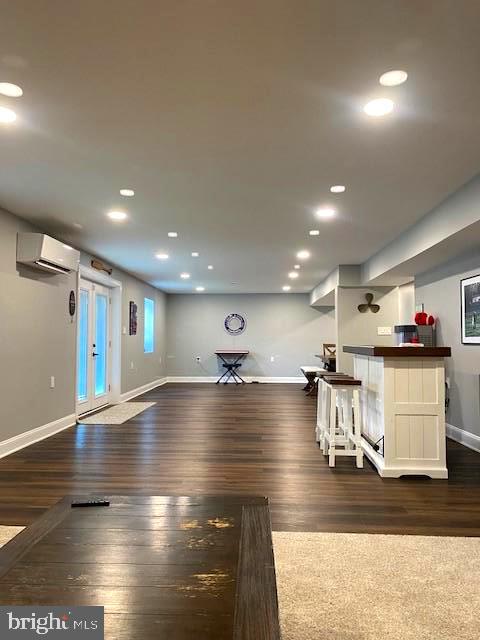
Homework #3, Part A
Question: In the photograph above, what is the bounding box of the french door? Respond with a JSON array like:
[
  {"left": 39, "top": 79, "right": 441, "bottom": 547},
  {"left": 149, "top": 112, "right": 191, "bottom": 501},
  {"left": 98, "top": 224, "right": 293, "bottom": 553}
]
[{"left": 76, "top": 279, "right": 111, "bottom": 414}]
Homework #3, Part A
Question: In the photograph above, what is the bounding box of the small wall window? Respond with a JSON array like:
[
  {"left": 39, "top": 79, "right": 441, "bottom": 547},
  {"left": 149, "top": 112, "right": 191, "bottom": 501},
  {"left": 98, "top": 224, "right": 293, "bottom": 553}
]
[{"left": 144, "top": 297, "right": 155, "bottom": 353}]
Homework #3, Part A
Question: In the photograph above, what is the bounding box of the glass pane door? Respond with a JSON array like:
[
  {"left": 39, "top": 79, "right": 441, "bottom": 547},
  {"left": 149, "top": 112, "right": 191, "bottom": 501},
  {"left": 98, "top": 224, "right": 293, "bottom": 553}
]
[
  {"left": 76, "top": 280, "right": 111, "bottom": 414},
  {"left": 94, "top": 292, "right": 108, "bottom": 398},
  {"left": 77, "top": 289, "right": 89, "bottom": 403}
]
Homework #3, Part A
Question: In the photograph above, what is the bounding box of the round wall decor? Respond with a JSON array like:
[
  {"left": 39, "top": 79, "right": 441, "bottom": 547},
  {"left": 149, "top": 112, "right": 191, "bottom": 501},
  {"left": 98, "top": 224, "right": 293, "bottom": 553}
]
[
  {"left": 69, "top": 290, "right": 76, "bottom": 317},
  {"left": 224, "top": 313, "right": 246, "bottom": 336}
]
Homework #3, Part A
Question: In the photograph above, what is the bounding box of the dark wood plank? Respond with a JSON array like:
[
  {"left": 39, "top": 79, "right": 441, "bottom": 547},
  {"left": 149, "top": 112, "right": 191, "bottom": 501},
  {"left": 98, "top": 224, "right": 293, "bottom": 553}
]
[
  {"left": 103, "top": 613, "right": 232, "bottom": 640},
  {"left": 233, "top": 504, "right": 280, "bottom": 640},
  {"left": 0, "top": 581, "right": 237, "bottom": 614},
  {"left": 0, "top": 383, "right": 478, "bottom": 536},
  {"left": 343, "top": 345, "right": 452, "bottom": 357},
  {"left": 0, "top": 494, "right": 281, "bottom": 639},
  {"left": 0, "top": 496, "right": 72, "bottom": 578}
]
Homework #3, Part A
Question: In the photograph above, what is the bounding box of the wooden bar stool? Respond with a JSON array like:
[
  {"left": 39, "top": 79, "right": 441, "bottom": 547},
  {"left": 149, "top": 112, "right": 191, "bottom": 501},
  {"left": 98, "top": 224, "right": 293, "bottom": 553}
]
[
  {"left": 322, "top": 377, "right": 364, "bottom": 469},
  {"left": 315, "top": 371, "right": 352, "bottom": 446}
]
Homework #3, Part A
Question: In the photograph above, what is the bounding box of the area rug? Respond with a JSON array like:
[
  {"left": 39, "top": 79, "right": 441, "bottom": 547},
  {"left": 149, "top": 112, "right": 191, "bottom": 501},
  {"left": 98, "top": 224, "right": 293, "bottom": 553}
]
[
  {"left": 79, "top": 402, "right": 156, "bottom": 424},
  {"left": 0, "top": 526, "right": 24, "bottom": 548},
  {"left": 273, "top": 531, "right": 480, "bottom": 640}
]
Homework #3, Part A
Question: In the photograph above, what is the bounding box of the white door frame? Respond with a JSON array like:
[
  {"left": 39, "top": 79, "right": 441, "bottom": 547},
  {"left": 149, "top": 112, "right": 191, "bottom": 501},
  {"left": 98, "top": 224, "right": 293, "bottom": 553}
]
[{"left": 76, "top": 265, "right": 122, "bottom": 416}]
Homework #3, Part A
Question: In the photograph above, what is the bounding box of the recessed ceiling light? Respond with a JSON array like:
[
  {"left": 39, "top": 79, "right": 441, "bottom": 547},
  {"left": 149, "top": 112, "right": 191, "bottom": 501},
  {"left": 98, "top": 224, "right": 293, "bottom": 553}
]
[
  {"left": 296, "top": 250, "right": 310, "bottom": 260},
  {"left": 309, "top": 230, "right": 320, "bottom": 236},
  {"left": 288, "top": 271, "right": 299, "bottom": 279},
  {"left": 0, "top": 82, "right": 23, "bottom": 97},
  {"left": 294, "top": 264, "right": 300, "bottom": 269},
  {"left": 282, "top": 285, "right": 291, "bottom": 292},
  {"left": 196, "top": 286, "right": 205, "bottom": 292},
  {"left": 207, "top": 265, "right": 214, "bottom": 270},
  {"left": 0, "top": 106, "right": 16, "bottom": 123},
  {"left": 107, "top": 210, "right": 127, "bottom": 221},
  {"left": 168, "top": 231, "right": 178, "bottom": 238},
  {"left": 156, "top": 253, "right": 169, "bottom": 260},
  {"left": 330, "top": 185, "right": 346, "bottom": 193},
  {"left": 363, "top": 98, "right": 394, "bottom": 117},
  {"left": 180, "top": 272, "right": 190, "bottom": 279},
  {"left": 191, "top": 252, "right": 199, "bottom": 257},
  {"left": 120, "top": 188, "right": 135, "bottom": 197},
  {"left": 316, "top": 207, "right": 335, "bottom": 219},
  {"left": 379, "top": 70, "right": 408, "bottom": 87}
]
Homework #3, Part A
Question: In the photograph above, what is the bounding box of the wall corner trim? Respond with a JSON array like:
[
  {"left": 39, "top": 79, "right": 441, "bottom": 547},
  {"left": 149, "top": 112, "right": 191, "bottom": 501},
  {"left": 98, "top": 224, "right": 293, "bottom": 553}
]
[
  {"left": 0, "top": 413, "right": 76, "bottom": 460},
  {"left": 120, "top": 377, "right": 168, "bottom": 402},
  {"left": 446, "top": 423, "right": 480, "bottom": 453}
]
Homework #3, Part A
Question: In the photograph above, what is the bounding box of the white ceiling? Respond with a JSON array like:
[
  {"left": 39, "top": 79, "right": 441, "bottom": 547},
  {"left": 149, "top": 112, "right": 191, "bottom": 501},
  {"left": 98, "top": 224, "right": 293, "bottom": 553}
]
[{"left": 1, "top": 1, "right": 480, "bottom": 293}]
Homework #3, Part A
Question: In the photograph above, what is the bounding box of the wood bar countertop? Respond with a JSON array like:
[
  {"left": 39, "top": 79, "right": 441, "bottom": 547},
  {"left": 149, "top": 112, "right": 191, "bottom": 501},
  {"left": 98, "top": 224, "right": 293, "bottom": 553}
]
[{"left": 343, "top": 345, "right": 451, "bottom": 357}]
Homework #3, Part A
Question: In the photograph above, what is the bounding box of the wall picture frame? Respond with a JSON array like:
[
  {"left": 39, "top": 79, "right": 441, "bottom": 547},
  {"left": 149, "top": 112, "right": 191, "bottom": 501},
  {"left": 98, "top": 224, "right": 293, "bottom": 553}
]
[
  {"left": 461, "top": 274, "right": 480, "bottom": 344},
  {"left": 129, "top": 301, "right": 138, "bottom": 336}
]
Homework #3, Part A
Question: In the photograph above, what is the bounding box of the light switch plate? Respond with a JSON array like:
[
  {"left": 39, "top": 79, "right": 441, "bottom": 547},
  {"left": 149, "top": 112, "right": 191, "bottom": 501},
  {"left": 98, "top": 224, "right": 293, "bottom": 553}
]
[{"left": 377, "top": 326, "right": 392, "bottom": 336}]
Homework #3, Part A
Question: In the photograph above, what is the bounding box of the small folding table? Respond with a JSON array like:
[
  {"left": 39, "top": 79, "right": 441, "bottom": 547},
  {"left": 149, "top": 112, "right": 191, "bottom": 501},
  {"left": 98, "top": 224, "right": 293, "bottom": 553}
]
[{"left": 215, "top": 349, "right": 249, "bottom": 384}]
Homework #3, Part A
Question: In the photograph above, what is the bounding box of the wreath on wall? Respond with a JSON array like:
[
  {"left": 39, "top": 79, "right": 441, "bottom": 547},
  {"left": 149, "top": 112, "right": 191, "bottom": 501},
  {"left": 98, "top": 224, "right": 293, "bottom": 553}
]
[{"left": 224, "top": 313, "right": 246, "bottom": 336}]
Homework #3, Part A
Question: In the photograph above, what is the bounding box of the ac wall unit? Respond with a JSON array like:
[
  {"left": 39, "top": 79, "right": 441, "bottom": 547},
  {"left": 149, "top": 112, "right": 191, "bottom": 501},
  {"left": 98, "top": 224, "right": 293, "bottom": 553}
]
[{"left": 16, "top": 233, "right": 80, "bottom": 274}]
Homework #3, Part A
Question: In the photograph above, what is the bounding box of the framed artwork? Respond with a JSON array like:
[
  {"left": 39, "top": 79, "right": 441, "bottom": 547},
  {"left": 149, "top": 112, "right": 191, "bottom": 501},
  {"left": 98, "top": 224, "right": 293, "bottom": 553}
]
[
  {"left": 461, "top": 274, "right": 480, "bottom": 344},
  {"left": 129, "top": 301, "right": 138, "bottom": 335}
]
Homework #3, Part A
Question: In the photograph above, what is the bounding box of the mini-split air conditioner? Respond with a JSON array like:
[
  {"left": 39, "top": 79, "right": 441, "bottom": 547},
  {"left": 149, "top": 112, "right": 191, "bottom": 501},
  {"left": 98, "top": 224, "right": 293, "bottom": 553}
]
[{"left": 16, "top": 233, "right": 80, "bottom": 274}]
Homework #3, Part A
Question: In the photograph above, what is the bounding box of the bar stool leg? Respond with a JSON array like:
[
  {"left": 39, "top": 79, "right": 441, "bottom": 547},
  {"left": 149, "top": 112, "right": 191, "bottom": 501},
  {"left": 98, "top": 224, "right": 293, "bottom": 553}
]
[
  {"left": 322, "top": 382, "right": 330, "bottom": 455},
  {"left": 353, "top": 389, "right": 364, "bottom": 468},
  {"left": 342, "top": 389, "right": 352, "bottom": 449},
  {"left": 328, "top": 388, "right": 337, "bottom": 467},
  {"left": 316, "top": 379, "right": 322, "bottom": 444}
]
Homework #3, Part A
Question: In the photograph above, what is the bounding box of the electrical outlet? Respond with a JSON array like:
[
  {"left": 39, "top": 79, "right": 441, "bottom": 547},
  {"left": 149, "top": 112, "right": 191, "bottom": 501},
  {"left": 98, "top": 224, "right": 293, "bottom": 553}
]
[
  {"left": 377, "top": 326, "right": 392, "bottom": 336},
  {"left": 195, "top": 356, "right": 201, "bottom": 363},
  {"left": 50, "top": 376, "right": 55, "bottom": 389}
]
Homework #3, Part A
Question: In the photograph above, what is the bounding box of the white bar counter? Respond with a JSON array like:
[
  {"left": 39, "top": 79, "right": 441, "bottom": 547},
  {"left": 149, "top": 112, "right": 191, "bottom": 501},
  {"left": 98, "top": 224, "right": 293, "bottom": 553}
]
[{"left": 343, "top": 346, "right": 451, "bottom": 479}]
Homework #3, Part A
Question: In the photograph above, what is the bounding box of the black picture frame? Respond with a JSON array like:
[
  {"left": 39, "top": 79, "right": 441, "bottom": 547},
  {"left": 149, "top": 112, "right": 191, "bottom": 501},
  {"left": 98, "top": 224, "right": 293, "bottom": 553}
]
[
  {"left": 129, "top": 301, "right": 138, "bottom": 336},
  {"left": 460, "top": 274, "right": 480, "bottom": 345}
]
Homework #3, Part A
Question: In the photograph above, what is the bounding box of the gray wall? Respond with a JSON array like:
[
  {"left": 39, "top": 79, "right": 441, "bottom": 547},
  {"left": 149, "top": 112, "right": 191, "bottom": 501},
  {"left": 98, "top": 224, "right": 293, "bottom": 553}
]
[
  {"left": 0, "top": 208, "right": 167, "bottom": 442},
  {"left": 166, "top": 293, "right": 335, "bottom": 377},
  {"left": 336, "top": 287, "right": 398, "bottom": 375},
  {"left": 0, "top": 209, "right": 77, "bottom": 440},
  {"left": 416, "top": 250, "right": 480, "bottom": 438},
  {"left": 120, "top": 277, "right": 166, "bottom": 392}
]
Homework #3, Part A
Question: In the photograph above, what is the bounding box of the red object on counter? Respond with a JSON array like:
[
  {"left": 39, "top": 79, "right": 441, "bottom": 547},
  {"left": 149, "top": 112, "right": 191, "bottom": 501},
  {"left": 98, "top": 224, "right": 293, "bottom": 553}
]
[{"left": 415, "top": 312, "right": 428, "bottom": 325}]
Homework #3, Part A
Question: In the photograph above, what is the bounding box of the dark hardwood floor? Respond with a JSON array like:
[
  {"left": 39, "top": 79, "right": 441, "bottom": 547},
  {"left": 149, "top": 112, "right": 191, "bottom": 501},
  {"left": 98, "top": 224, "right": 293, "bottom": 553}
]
[
  {"left": 1, "top": 383, "right": 479, "bottom": 536},
  {"left": 0, "top": 496, "right": 280, "bottom": 640}
]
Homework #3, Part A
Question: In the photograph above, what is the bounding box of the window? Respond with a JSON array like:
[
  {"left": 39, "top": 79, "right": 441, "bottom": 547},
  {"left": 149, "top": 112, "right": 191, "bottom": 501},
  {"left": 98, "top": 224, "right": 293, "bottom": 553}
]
[{"left": 144, "top": 297, "right": 154, "bottom": 353}]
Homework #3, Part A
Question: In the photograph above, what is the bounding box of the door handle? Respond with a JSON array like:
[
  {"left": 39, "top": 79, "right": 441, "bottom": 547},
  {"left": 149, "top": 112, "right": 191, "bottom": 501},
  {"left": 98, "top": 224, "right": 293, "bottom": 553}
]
[{"left": 92, "top": 352, "right": 99, "bottom": 357}]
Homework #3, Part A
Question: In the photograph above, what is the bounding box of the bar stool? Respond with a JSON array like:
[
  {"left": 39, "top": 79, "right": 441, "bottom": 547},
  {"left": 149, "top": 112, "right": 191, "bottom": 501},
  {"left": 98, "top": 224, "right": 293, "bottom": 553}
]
[
  {"left": 322, "top": 377, "right": 364, "bottom": 468},
  {"left": 315, "top": 371, "right": 352, "bottom": 446}
]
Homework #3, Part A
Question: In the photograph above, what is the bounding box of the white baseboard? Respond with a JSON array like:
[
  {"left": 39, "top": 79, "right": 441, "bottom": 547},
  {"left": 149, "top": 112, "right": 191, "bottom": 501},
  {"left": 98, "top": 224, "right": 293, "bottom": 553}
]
[
  {"left": 166, "top": 376, "right": 304, "bottom": 383},
  {"left": 446, "top": 423, "right": 480, "bottom": 453},
  {"left": 120, "top": 377, "right": 168, "bottom": 402},
  {"left": 0, "top": 413, "right": 76, "bottom": 460}
]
